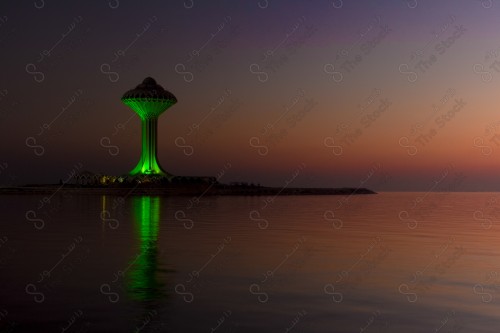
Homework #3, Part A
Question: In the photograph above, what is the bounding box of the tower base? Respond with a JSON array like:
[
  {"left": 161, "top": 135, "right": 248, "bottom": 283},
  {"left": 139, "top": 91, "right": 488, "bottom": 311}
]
[{"left": 129, "top": 165, "right": 175, "bottom": 181}]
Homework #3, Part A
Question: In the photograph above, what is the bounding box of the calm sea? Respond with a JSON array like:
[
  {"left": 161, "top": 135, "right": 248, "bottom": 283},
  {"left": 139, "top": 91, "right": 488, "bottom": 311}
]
[{"left": 1, "top": 192, "right": 500, "bottom": 332}]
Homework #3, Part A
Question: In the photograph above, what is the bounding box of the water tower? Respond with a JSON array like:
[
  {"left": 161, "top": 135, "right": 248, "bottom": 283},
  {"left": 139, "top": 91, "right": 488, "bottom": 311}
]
[{"left": 121, "top": 77, "right": 177, "bottom": 178}]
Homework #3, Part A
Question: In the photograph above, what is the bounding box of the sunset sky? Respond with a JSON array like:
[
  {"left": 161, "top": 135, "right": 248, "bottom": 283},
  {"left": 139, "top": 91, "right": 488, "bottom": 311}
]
[{"left": 2, "top": 0, "right": 500, "bottom": 191}]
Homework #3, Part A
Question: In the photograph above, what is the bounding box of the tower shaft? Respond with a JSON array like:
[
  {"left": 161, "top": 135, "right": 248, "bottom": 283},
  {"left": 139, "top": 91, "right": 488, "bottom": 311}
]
[{"left": 130, "top": 117, "right": 169, "bottom": 177}]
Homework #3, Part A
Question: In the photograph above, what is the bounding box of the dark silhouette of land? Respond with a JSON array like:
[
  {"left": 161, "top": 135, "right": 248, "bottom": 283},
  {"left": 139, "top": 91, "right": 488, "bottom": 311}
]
[{"left": 0, "top": 181, "right": 375, "bottom": 196}]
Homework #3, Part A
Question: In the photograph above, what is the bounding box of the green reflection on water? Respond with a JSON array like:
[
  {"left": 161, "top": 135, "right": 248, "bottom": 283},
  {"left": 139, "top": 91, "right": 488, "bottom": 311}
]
[{"left": 128, "top": 196, "right": 165, "bottom": 301}]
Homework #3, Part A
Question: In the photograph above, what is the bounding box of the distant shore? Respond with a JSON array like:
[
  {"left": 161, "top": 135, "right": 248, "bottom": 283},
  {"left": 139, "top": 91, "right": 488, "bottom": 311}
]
[{"left": 0, "top": 184, "right": 376, "bottom": 196}]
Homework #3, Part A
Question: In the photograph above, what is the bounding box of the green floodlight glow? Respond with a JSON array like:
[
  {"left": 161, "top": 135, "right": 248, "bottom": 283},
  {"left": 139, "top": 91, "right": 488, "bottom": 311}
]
[{"left": 121, "top": 77, "right": 177, "bottom": 178}]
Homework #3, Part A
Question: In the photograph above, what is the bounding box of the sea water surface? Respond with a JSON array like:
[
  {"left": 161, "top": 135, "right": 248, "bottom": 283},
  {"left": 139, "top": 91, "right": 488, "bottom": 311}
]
[{"left": 1, "top": 192, "right": 500, "bottom": 332}]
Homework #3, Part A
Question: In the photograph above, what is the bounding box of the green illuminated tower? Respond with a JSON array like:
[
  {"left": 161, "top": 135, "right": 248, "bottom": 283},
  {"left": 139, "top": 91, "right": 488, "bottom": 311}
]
[{"left": 122, "top": 77, "right": 177, "bottom": 178}]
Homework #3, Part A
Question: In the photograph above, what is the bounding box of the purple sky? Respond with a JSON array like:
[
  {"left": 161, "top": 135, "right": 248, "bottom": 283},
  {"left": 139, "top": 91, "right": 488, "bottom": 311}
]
[{"left": 2, "top": 0, "right": 500, "bottom": 191}]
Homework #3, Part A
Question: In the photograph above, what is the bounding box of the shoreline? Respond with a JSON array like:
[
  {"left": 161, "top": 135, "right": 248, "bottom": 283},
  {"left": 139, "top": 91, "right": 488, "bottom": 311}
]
[{"left": 0, "top": 185, "right": 376, "bottom": 196}]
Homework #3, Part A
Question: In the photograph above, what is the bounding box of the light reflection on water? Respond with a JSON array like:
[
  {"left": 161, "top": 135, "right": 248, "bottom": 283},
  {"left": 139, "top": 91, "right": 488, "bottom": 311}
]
[{"left": 2, "top": 192, "right": 500, "bottom": 331}]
